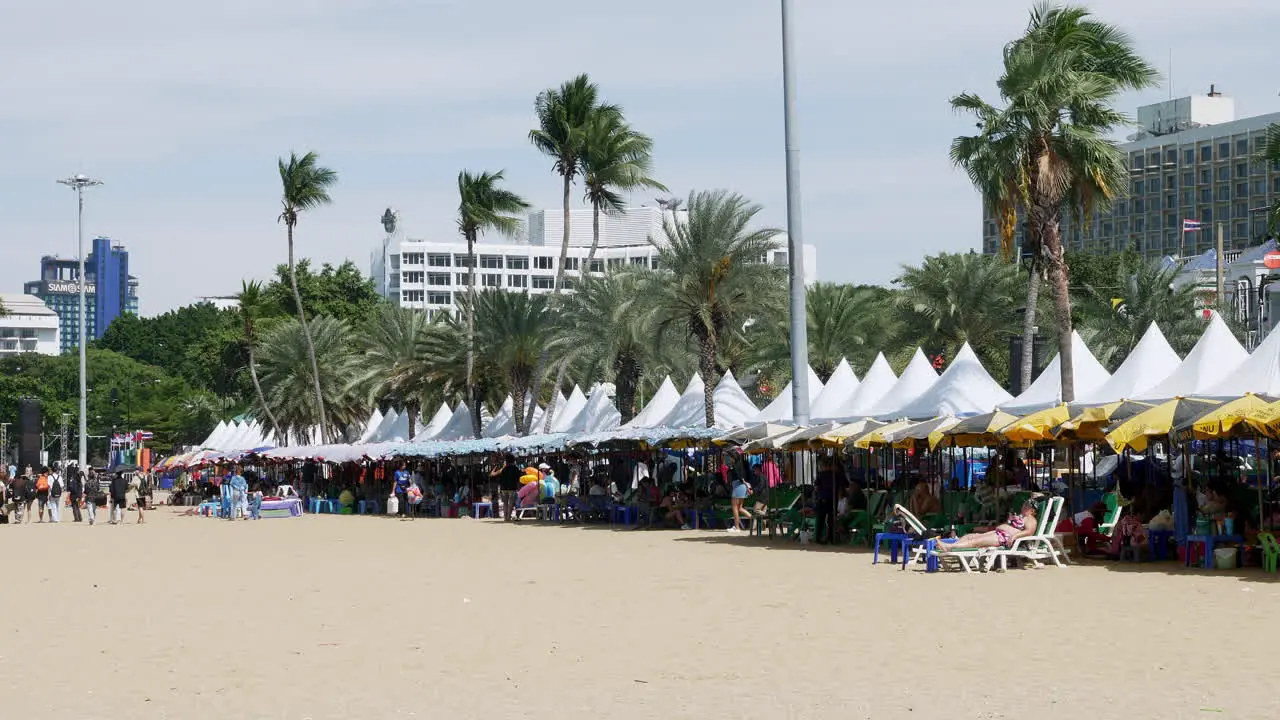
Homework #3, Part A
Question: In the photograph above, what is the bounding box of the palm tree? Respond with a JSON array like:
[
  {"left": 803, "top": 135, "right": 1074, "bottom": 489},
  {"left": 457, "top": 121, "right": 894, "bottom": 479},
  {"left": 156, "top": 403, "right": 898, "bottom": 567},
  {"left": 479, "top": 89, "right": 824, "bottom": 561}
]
[
  {"left": 580, "top": 112, "right": 667, "bottom": 274},
  {"left": 1074, "top": 260, "right": 1204, "bottom": 368},
  {"left": 256, "top": 316, "right": 362, "bottom": 444},
  {"left": 529, "top": 73, "right": 620, "bottom": 292},
  {"left": 552, "top": 271, "right": 657, "bottom": 424},
  {"left": 893, "top": 252, "right": 1024, "bottom": 383},
  {"left": 465, "top": 289, "right": 552, "bottom": 435},
  {"left": 1254, "top": 123, "right": 1280, "bottom": 236},
  {"left": 747, "top": 283, "right": 896, "bottom": 385},
  {"left": 649, "top": 190, "right": 785, "bottom": 427},
  {"left": 235, "top": 280, "right": 282, "bottom": 441},
  {"left": 457, "top": 170, "right": 530, "bottom": 437},
  {"left": 353, "top": 304, "right": 435, "bottom": 439},
  {"left": 417, "top": 312, "right": 506, "bottom": 417},
  {"left": 277, "top": 151, "right": 338, "bottom": 435},
  {"left": 949, "top": 3, "right": 1158, "bottom": 402}
]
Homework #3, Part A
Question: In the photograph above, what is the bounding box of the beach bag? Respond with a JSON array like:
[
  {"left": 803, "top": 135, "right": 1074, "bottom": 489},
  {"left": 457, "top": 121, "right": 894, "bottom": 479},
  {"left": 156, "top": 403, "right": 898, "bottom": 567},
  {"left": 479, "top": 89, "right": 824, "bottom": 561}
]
[
  {"left": 407, "top": 486, "right": 422, "bottom": 504},
  {"left": 386, "top": 495, "right": 399, "bottom": 515},
  {"left": 35, "top": 475, "right": 49, "bottom": 493}
]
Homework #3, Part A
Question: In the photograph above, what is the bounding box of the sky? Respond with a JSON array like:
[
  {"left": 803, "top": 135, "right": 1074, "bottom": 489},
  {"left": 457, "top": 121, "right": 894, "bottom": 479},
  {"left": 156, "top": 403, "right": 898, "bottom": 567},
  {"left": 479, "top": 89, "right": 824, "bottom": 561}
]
[{"left": 2, "top": 0, "right": 1278, "bottom": 316}]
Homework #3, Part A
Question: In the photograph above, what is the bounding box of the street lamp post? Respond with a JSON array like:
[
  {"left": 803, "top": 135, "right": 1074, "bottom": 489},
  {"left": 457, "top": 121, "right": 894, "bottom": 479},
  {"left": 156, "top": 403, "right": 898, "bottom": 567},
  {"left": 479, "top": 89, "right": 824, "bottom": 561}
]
[
  {"left": 781, "top": 0, "right": 811, "bottom": 424},
  {"left": 57, "top": 173, "right": 103, "bottom": 471}
]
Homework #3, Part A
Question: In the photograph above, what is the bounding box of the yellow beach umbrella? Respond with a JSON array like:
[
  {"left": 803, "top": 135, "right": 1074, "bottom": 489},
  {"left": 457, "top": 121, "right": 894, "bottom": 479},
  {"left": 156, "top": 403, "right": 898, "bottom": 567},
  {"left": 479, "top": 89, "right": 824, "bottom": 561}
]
[
  {"left": 1054, "top": 400, "right": 1152, "bottom": 442},
  {"left": 1243, "top": 399, "right": 1280, "bottom": 439},
  {"left": 850, "top": 419, "right": 914, "bottom": 449},
  {"left": 1180, "top": 393, "right": 1272, "bottom": 441},
  {"left": 999, "top": 404, "right": 1071, "bottom": 444},
  {"left": 938, "top": 410, "right": 1019, "bottom": 448},
  {"left": 1105, "top": 397, "right": 1222, "bottom": 453},
  {"left": 803, "top": 419, "right": 884, "bottom": 449},
  {"left": 884, "top": 416, "right": 959, "bottom": 449}
]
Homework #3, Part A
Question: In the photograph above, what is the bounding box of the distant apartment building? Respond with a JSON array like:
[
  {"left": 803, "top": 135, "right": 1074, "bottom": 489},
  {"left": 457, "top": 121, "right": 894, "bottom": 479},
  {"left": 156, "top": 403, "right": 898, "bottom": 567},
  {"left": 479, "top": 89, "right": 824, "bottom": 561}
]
[
  {"left": 372, "top": 206, "right": 818, "bottom": 314},
  {"left": 981, "top": 88, "right": 1280, "bottom": 259},
  {"left": 0, "top": 293, "right": 61, "bottom": 356},
  {"left": 23, "top": 237, "right": 139, "bottom": 353}
]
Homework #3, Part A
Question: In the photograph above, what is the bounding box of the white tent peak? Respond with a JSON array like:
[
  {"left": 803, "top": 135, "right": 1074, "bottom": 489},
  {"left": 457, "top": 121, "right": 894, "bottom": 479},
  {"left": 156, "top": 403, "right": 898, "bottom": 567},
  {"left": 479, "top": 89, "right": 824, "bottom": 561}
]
[
  {"left": 625, "top": 376, "right": 682, "bottom": 428},
  {"left": 416, "top": 403, "right": 453, "bottom": 441},
  {"left": 1077, "top": 323, "right": 1181, "bottom": 404},
  {"left": 658, "top": 372, "right": 757, "bottom": 429},
  {"left": 1206, "top": 318, "right": 1280, "bottom": 396},
  {"left": 433, "top": 403, "right": 478, "bottom": 441},
  {"left": 565, "top": 386, "right": 622, "bottom": 433},
  {"left": 892, "top": 342, "right": 1013, "bottom": 419},
  {"left": 752, "top": 365, "right": 824, "bottom": 423},
  {"left": 808, "top": 358, "right": 860, "bottom": 420},
  {"left": 550, "top": 386, "right": 590, "bottom": 433},
  {"left": 1138, "top": 311, "right": 1248, "bottom": 400},
  {"left": 1002, "top": 330, "right": 1111, "bottom": 413},
  {"left": 866, "top": 348, "right": 939, "bottom": 418},
  {"left": 828, "top": 353, "right": 897, "bottom": 420}
]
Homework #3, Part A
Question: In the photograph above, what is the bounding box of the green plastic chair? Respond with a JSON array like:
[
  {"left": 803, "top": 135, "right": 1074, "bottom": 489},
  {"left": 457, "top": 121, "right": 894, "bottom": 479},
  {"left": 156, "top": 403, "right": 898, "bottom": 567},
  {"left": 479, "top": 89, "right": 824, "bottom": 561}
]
[
  {"left": 1258, "top": 533, "right": 1280, "bottom": 573},
  {"left": 848, "top": 490, "right": 887, "bottom": 545}
]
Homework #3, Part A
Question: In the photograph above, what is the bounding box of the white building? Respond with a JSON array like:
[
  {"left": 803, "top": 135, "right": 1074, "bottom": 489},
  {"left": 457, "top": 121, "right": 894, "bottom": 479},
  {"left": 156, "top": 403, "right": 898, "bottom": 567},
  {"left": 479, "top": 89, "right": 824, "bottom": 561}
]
[
  {"left": 372, "top": 206, "right": 818, "bottom": 314},
  {"left": 982, "top": 87, "right": 1280, "bottom": 258},
  {"left": 0, "top": 293, "right": 61, "bottom": 356}
]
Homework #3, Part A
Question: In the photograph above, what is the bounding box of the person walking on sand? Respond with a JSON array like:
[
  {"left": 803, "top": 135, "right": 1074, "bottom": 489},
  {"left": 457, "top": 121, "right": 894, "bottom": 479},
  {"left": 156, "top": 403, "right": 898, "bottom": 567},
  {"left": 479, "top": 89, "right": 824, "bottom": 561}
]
[
  {"left": 109, "top": 472, "right": 129, "bottom": 525},
  {"left": 82, "top": 470, "right": 100, "bottom": 526},
  {"left": 33, "top": 467, "right": 51, "bottom": 523},
  {"left": 67, "top": 465, "right": 84, "bottom": 523},
  {"left": 47, "top": 465, "right": 63, "bottom": 523},
  {"left": 229, "top": 467, "right": 249, "bottom": 521},
  {"left": 134, "top": 471, "right": 151, "bottom": 524}
]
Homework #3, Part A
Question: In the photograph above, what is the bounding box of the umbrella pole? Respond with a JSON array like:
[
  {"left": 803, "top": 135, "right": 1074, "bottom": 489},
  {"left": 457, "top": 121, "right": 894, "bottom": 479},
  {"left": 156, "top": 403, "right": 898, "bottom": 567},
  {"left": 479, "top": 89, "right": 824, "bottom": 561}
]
[{"left": 1255, "top": 434, "right": 1264, "bottom": 535}]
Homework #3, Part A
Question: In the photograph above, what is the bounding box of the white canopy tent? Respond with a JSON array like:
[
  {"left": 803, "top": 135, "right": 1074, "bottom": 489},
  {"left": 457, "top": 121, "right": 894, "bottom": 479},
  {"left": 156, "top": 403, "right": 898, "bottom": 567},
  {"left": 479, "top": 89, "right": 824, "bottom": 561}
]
[
  {"left": 433, "top": 403, "right": 479, "bottom": 441},
  {"left": 1205, "top": 321, "right": 1280, "bottom": 397},
  {"left": 1138, "top": 311, "right": 1248, "bottom": 400},
  {"left": 1001, "top": 331, "right": 1111, "bottom": 414},
  {"left": 807, "top": 359, "right": 859, "bottom": 421},
  {"left": 827, "top": 353, "right": 897, "bottom": 420},
  {"left": 564, "top": 387, "right": 622, "bottom": 433},
  {"left": 751, "top": 365, "right": 824, "bottom": 423},
  {"left": 357, "top": 409, "right": 384, "bottom": 444},
  {"left": 484, "top": 396, "right": 550, "bottom": 438},
  {"left": 416, "top": 403, "right": 453, "bottom": 440},
  {"left": 201, "top": 420, "right": 229, "bottom": 449},
  {"left": 367, "top": 409, "right": 400, "bottom": 443},
  {"left": 658, "top": 371, "right": 759, "bottom": 429},
  {"left": 379, "top": 410, "right": 412, "bottom": 443},
  {"left": 891, "top": 343, "right": 1013, "bottom": 419},
  {"left": 550, "top": 386, "right": 590, "bottom": 433},
  {"left": 625, "top": 376, "right": 683, "bottom": 428},
  {"left": 1075, "top": 323, "right": 1181, "bottom": 404},
  {"left": 866, "top": 348, "right": 939, "bottom": 419}
]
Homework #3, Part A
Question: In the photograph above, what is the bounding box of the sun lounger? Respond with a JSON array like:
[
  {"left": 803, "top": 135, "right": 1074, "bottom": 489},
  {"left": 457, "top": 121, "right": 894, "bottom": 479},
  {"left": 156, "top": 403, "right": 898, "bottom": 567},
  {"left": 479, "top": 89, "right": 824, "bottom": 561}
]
[{"left": 986, "top": 496, "right": 1068, "bottom": 571}]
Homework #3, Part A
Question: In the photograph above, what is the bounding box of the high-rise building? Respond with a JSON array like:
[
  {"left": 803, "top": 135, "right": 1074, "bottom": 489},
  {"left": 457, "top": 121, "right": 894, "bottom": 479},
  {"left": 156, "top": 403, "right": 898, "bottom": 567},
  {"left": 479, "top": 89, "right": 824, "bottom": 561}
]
[
  {"left": 23, "top": 237, "right": 139, "bottom": 353},
  {"left": 980, "top": 88, "right": 1280, "bottom": 259},
  {"left": 371, "top": 206, "right": 818, "bottom": 314}
]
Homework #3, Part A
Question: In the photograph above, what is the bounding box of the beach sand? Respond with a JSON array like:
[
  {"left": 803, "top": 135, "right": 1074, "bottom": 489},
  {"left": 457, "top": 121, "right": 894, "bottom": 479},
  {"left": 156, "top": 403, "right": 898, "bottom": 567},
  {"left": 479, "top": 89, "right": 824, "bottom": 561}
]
[{"left": 1, "top": 508, "right": 1277, "bottom": 720}]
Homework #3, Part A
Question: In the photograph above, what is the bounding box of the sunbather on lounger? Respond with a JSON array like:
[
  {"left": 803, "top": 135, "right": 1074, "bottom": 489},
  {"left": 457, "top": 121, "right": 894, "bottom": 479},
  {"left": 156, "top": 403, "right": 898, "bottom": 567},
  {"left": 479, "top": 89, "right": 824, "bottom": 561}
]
[{"left": 934, "top": 499, "right": 1039, "bottom": 552}]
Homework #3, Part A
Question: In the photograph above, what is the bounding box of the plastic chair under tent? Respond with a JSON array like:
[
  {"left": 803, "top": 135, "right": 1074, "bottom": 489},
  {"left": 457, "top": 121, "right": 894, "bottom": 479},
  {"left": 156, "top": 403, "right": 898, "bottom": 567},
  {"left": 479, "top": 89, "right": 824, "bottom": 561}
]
[{"left": 1258, "top": 533, "right": 1280, "bottom": 573}]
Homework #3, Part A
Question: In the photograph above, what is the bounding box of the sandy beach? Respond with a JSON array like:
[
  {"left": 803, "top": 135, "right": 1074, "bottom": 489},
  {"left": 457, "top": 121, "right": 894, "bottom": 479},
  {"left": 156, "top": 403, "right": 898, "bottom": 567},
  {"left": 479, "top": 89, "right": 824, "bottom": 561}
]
[{"left": 1, "top": 507, "right": 1277, "bottom": 720}]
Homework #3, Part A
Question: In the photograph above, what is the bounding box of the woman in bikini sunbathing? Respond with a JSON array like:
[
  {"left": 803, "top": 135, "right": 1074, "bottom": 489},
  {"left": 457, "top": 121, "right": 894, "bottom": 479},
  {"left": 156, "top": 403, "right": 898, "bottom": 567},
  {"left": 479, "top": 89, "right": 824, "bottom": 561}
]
[{"left": 935, "top": 498, "right": 1040, "bottom": 552}]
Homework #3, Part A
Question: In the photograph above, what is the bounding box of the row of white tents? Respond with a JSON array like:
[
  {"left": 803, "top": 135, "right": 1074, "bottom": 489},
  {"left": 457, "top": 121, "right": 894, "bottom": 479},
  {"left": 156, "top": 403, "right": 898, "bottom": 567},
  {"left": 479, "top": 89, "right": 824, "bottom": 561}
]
[{"left": 196, "top": 310, "right": 1280, "bottom": 459}]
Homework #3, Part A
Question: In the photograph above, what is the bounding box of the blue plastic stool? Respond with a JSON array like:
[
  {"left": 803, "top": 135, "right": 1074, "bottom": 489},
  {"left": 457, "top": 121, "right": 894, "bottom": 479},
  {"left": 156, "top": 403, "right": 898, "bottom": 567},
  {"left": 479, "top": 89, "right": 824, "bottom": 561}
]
[
  {"left": 472, "top": 502, "right": 494, "bottom": 518},
  {"left": 873, "top": 532, "right": 913, "bottom": 567}
]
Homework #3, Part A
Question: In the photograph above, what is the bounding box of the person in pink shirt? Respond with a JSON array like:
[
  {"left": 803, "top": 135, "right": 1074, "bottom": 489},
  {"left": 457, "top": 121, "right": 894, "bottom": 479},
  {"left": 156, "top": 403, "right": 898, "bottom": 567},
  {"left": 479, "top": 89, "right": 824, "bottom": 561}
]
[{"left": 761, "top": 456, "right": 782, "bottom": 488}]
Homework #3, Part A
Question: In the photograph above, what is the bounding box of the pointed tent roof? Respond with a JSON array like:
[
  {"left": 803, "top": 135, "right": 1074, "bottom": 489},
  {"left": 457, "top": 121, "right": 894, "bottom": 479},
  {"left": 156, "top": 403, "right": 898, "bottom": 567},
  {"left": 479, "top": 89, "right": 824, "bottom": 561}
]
[
  {"left": 892, "top": 343, "right": 1013, "bottom": 419},
  {"left": 202, "top": 420, "right": 229, "bottom": 449},
  {"left": 866, "top": 349, "right": 939, "bottom": 419},
  {"left": 808, "top": 359, "right": 860, "bottom": 421},
  {"left": 368, "top": 409, "right": 399, "bottom": 443},
  {"left": 565, "top": 387, "right": 622, "bottom": 433},
  {"left": 626, "top": 375, "right": 683, "bottom": 428},
  {"left": 484, "top": 396, "right": 546, "bottom": 438},
  {"left": 381, "top": 411, "right": 411, "bottom": 443},
  {"left": 1076, "top": 323, "right": 1181, "bottom": 404},
  {"left": 528, "top": 393, "right": 560, "bottom": 433},
  {"left": 417, "top": 403, "right": 453, "bottom": 440},
  {"left": 1002, "top": 331, "right": 1111, "bottom": 414},
  {"left": 358, "top": 408, "right": 384, "bottom": 443},
  {"left": 434, "top": 403, "right": 480, "bottom": 441},
  {"left": 827, "top": 353, "right": 897, "bottom": 420},
  {"left": 659, "top": 371, "right": 759, "bottom": 429},
  {"left": 1138, "top": 311, "right": 1249, "bottom": 400},
  {"left": 550, "top": 386, "right": 590, "bottom": 433},
  {"left": 752, "top": 365, "right": 824, "bottom": 423},
  {"left": 1205, "top": 320, "right": 1280, "bottom": 397}
]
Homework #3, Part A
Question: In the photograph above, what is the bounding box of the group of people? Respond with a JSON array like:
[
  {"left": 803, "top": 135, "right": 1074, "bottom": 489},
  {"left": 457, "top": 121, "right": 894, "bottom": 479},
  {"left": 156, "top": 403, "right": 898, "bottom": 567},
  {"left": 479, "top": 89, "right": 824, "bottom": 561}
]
[{"left": 0, "top": 463, "right": 152, "bottom": 525}]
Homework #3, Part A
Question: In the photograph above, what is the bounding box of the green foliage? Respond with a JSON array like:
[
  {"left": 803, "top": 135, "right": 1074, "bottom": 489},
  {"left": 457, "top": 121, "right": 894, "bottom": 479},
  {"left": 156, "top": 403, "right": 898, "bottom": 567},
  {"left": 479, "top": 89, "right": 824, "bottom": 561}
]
[
  {"left": 255, "top": 316, "right": 364, "bottom": 443},
  {"left": 892, "top": 252, "right": 1024, "bottom": 384},
  {"left": 263, "top": 259, "right": 383, "bottom": 324},
  {"left": 1254, "top": 123, "right": 1280, "bottom": 236},
  {"left": 97, "top": 302, "right": 247, "bottom": 398},
  {"left": 351, "top": 304, "right": 437, "bottom": 438},
  {"left": 0, "top": 349, "right": 218, "bottom": 460},
  {"left": 457, "top": 170, "right": 530, "bottom": 243},
  {"left": 1065, "top": 249, "right": 1143, "bottom": 294},
  {"left": 277, "top": 151, "right": 337, "bottom": 228},
  {"left": 1074, "top": 260, "right": 1207, "bottom": 368}
]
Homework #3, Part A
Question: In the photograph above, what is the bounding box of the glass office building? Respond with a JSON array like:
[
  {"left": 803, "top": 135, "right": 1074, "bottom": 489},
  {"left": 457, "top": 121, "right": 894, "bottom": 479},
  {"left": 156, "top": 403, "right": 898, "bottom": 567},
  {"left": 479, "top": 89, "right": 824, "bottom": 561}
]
[{"left": 23, "top": 237, "right": 139, "bottom": 354}]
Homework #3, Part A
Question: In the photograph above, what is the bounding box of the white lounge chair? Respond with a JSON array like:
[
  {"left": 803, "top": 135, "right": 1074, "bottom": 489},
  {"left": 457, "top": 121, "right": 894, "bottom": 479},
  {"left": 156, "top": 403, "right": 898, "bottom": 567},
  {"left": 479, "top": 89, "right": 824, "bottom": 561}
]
[{"left": 986, "top": 496, "right": 1068, "bottom": 571}]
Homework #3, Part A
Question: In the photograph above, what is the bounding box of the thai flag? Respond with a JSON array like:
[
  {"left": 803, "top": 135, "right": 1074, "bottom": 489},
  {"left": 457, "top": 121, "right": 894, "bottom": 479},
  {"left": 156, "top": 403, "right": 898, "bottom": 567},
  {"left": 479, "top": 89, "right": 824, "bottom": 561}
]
[
  {"left": 137, "top": 431, "right": 153, "bottom": 441},
  {"left": 1183, "top": 219, "right": 1202, "bottom": 231}
]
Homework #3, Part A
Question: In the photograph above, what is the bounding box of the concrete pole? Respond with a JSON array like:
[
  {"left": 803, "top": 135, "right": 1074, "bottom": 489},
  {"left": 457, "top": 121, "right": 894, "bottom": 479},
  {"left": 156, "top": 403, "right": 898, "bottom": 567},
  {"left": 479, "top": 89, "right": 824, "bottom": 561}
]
[
  {"left": 1216, "top": 221, "right": 1225, "bottom": 312},
  {"left": 781, "top": 0, "right": 811, "bottom": 425}
]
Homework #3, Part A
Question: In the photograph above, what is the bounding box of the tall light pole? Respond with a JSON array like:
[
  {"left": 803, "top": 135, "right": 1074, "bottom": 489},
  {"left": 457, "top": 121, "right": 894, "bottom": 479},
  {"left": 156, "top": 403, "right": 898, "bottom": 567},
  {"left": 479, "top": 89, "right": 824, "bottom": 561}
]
[
  {"left": 57, "top": 173, "right": 103, "bottom": 471},
  {"left": 781, "top": 0, "right": 811, "bottom": 425}
]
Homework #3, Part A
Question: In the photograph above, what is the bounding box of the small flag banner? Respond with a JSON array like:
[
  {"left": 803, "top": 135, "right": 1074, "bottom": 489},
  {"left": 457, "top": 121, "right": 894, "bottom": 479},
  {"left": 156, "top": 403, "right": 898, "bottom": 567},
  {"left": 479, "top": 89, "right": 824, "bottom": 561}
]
[{"left": 1183, "top": 219, "right": 1202, "bottom": 232}]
